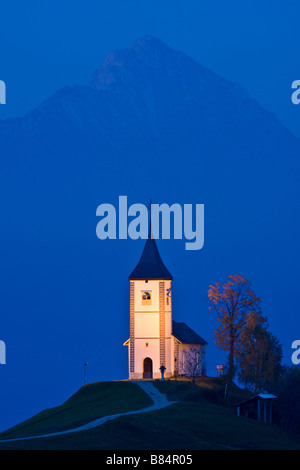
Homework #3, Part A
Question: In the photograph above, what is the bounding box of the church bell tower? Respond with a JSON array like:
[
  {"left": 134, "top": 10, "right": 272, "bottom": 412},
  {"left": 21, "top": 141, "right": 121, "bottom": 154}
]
[{"left": 124, "top": 231, "right": 174, "bottom": 380}]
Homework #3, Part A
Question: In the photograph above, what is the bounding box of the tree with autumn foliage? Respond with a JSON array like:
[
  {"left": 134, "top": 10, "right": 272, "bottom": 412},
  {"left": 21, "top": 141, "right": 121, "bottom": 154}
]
[{"left": 208, "top": 274, "right": 264, "bottom": 378}]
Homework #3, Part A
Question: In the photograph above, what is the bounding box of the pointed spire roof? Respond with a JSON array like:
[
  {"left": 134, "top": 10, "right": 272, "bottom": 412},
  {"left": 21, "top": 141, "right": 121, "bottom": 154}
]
[
  {"left": 129, "top": 207, "right": 173, "bottom": 280},
  {"left": 128, "top": 235, "right": 173, "bottom": 280}
]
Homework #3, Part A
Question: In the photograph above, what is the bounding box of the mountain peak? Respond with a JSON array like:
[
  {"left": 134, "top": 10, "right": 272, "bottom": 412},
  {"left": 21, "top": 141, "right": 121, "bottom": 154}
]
[
  {"left": 2, "top": 36, "right": 297, "bottom": 156},
  {"left": 89, "top": 36, "right": 178, "bottom": 90},
  {"left": 129, "top": 35, "right": 173, "bottom": 53}
]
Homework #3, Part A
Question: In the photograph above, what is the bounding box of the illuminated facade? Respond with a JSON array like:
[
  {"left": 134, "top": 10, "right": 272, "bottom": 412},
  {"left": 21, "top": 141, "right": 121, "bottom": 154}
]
[{"left": 124, "top": 233, "right": 207, "bottom": 380}]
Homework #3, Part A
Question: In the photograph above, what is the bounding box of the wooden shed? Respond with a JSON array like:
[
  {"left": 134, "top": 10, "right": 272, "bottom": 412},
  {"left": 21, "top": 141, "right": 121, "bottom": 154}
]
[{"left": 235, "top": 393, "right": 277, "bottom": 424}]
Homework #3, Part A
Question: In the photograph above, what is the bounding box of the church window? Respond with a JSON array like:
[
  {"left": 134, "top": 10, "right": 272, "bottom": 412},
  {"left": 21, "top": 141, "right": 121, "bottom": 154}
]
[{"left": 141, "top": 291, "right": 151, "bottom": 305}]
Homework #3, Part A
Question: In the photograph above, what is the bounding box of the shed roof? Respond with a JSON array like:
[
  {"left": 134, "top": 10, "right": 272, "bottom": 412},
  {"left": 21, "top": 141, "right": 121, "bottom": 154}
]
[{"left": 234, "top": 393, "right": 277, "bottom": 407}]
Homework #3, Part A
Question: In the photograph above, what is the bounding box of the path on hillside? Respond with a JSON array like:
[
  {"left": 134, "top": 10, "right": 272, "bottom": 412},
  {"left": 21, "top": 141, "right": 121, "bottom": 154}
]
[{"left": 0, "top": 381, "right": 177, "bottom": 443}]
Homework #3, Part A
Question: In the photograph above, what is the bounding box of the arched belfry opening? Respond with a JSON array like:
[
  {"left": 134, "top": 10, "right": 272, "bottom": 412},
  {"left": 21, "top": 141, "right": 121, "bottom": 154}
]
[{"left": 143, "top": 357, "right": 153, "bottom": 379}]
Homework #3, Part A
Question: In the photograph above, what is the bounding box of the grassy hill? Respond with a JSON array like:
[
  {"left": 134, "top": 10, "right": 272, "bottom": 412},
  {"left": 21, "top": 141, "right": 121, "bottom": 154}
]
[
  {"left": 0, "top": 378, "right": 300, "bottom": 450},
  {"left": 0, "top": 381, "right": 152, "bottom": 440}
]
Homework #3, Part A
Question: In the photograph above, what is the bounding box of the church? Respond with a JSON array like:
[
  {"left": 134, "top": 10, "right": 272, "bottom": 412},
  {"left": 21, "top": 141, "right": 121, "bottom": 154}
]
[{"left": 124, "top": 234, "right": 207, "bottom": 380}]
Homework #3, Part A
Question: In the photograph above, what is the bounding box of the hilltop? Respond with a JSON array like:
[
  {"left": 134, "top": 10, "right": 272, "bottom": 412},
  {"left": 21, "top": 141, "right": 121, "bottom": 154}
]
[
  {"left": 0, "top": 378, "right": 299, "bottom": 450},
  {"left": 1, "top": 36, "right": 300, "bottom": 430}
]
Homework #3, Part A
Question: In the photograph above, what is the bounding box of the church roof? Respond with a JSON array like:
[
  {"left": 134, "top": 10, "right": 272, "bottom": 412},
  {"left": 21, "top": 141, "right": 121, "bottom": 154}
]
[
  {"left": 128, "top": 235, "right": 173, "bottom": 280},
  {"left": 172, "top": 320, "right": 207, "bottom": 345}
]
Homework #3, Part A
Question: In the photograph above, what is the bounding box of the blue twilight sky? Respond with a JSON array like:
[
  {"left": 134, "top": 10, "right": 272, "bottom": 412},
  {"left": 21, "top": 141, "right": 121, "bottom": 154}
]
[
  {"left": 0, "top": 0, "right": 300, "bottom": 433},
  {"left": 1, "top": 0, "right": 300, "bottom": 136}
]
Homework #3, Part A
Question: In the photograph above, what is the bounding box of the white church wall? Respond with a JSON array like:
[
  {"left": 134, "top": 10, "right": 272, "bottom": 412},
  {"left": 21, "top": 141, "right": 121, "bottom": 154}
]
[
  {"left": 165, "top": 311, "right": 172, "bottom": 337},
  {"left": 164, "top": 280, "right": 173, "bottom": 376},
  {"left": 165, "top": 280, "right": 172, "bottom": 335},
  {"left": 129, "top": 278, "right": 175, "bottom": 379},
  {"left": 178, "top": 343, "right": 205, "bottom": 376},
  {"left": 134, "top": 338, "right": 160, "bottom": 374},
  {"left": 165, "top": 337, "right": 174, "bottom": 376},
  {"left": 132, "top": 280, "right": 160, "bottom": 377},
  {"left": 135, "top": 312, "right": 159, "bottom": 337}
]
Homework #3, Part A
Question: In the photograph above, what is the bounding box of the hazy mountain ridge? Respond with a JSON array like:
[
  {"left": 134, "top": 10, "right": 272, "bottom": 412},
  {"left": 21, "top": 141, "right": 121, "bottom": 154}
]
[{"left": 0, "top": 36, "right": 296, "bottom": 156}]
